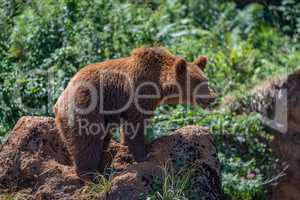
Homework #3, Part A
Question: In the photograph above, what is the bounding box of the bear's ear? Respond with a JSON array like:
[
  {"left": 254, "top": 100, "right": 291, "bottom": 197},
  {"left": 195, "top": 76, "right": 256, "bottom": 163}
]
[
  {"left": 175, "top": 57, "right": 186, "bottom": 75},
  {"left": 193, "top": 56, "right": 208, "bottom": 70}
]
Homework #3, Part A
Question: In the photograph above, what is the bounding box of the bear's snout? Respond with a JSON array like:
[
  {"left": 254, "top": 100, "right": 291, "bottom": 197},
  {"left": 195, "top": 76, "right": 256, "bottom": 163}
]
[{"left": 195, "top": 87, "right": 217, "bottom": 107}]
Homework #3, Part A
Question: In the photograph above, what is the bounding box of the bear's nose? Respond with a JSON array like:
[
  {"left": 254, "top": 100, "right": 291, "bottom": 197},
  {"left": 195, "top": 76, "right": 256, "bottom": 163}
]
[
  {"left": 208, "top": 88, "right": 217, "bottom": 103},
  {"left": 199, "top": 88, "right": 217, "bottom": 107}
]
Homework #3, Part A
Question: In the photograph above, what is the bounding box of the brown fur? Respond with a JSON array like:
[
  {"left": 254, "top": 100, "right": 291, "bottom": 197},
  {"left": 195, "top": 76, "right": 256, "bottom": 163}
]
[{"left": 53, "top": 47, "right": 215, "bottom": 178}]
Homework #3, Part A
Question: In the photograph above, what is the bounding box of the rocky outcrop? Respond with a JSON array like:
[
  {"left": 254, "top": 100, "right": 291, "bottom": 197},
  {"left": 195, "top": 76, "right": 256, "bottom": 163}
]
[
  {"left": 268, "top": 135, "right": 300, "bottom": 200},
  {"left": 0, "top": 117, "right": 221, "bottom": 200},
  {"left": 223, "top": 69, "right": 300, "bottom": 200},
  {"left": 0, "top": 117, "right": 82, "bottom": 200},
  {"left": 224, "top": 69, "right": 300, "bottom": 136}
]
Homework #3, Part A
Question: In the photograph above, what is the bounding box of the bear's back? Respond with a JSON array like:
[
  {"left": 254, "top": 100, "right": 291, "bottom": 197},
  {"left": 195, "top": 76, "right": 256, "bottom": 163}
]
[{"left": 54, "top": 56, "right": 138, "bottom": 116}]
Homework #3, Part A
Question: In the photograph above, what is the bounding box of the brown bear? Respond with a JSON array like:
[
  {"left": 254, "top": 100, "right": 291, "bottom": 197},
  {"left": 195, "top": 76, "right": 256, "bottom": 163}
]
[{"left": 53, "top": 47, "right": 216, "bottom": 178}]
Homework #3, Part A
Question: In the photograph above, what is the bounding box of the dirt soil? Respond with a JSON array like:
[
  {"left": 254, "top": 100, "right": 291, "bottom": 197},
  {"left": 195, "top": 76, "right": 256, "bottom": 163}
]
[{"left": 0, "top": 116, "right": 221, "bottom": 200}]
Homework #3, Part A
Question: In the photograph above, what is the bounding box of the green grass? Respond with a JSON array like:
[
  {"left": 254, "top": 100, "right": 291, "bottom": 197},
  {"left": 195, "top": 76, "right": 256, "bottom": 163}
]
[
  {"left": 78, "top": 173, "right": 113, "bottom": 199},
  {"left": 0, "top": 194, "right": 14, "bottom": 200},
  {"left": 146, "top": 165, "right": 191, "bottom": 200},
  {"left": 0, "top": 193, "right": 31, "bottom": 200},
  {"left": 91, "top": 174, "right": 113, "bottom": 195}
]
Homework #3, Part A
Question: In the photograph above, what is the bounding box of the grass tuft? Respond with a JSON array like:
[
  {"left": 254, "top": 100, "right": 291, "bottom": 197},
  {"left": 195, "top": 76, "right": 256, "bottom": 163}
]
[{"left": 79, "top": 173, "right": 113, "bottom": 199}]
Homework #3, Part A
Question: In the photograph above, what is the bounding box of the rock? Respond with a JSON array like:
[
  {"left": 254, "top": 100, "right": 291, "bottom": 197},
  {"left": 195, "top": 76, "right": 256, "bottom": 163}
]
[
  {"left": 224, "top": 69, "right": 300, "bottom": 137},
  {"left": 107, "top": 126, "right": 221, "bottom": 200},
  {"left": 223, "top": 69, "right": 300, "bottom": 200},
  {"left": 0, "top": 116, "right": 83, "bottom": 200},
  {"left": 0, "top": 117, "right": 221, "bottom": 200},
  {"left": 268, "top": 136, "right": 300, "bottom": 200}
]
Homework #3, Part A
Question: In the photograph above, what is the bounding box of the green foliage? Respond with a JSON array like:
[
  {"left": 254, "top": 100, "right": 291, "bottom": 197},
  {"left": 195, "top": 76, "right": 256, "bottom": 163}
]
[
  {"left": 0, "top": 0, "right": 299, "bottom": 199},
  {"left": 268, "top": 0, "right": 300, "bottom": 37}
]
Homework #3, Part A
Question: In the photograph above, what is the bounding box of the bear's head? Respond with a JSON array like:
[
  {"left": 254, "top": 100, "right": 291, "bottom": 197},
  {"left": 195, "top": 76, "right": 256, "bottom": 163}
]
[
  {"left": 160, "top": 54, "right": 216, "bottom": 107},
  {"left": 132, "top": 47, "right": 216, "bottom": 107}
]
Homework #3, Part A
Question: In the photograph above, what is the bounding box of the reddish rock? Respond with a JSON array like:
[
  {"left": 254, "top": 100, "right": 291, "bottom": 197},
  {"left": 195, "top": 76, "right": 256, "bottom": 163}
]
[
  {"left": 0, "top": 117, "right": 221, "bottom": 200},
  {"left": 107, "top": 126, "right": 221, "bottom": 200},
  {"left": 0, "top": 116, "right": 82, "bottom": 200}
]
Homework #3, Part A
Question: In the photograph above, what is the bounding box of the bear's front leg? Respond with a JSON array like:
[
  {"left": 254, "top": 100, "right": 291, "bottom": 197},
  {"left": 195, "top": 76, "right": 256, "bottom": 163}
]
[{"left": 121, "top": 120, "right": 147, "bottom": 162}]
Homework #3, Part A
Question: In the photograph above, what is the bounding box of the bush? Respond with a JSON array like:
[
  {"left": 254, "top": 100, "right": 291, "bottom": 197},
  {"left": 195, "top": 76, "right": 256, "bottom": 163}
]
[{"left": 269, "top": 0, "right": 300, "bottom": 38}]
